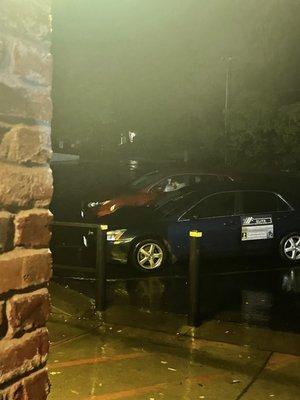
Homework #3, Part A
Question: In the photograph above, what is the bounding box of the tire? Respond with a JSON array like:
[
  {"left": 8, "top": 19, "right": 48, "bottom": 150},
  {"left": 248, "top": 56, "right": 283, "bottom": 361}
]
[
  {"left": 280, "top": 233, "right": 300, "bottom": 262},
  {"left": 130, "top": 238, "right": 168, "bottom": 271}
]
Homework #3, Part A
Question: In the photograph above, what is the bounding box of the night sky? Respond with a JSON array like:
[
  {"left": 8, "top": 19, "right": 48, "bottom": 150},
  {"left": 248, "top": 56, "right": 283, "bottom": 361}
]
[{"left": 52, "top": 0, "right": 300, "bottom": 166}]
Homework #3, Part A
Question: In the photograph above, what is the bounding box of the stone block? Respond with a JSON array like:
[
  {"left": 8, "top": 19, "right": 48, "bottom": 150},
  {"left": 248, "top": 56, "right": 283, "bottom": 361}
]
[
  {"left": 0, "top": 368, "right": 50, "bottom": 400},
  {"left": 0, "top": 212, "right": 14, "bottom": 253},
  {"left": 0, "top": 0, "right": 51, "bottom": 42},
  {"left": 0, "top": 162, "right": 53, "bottom": 209},
  {"left": 0, "top": 328, "right": 49, "bottom": 385},
  {"left": 6, "top": 289, "right": 50, "bottom": 338},
  {"left": 0, "top": 301, "right": 5, "bottom": 332},
  {"left": 0, "top": 82, "right": 52, "bottom": 122},
  {"left": 0, "top": 38, "right": 8, "bottom": 69},
  {"left": 14, "top": 209, "right": 52, "bottom": 248},
  {"left": 0, "top": 379, "right": 24, "bottom": 399},
  {"left": 0, "top": 248, "right": 52, "bottom": 295},
  {"left": 0, "top": 124, "right": 52, "bottom": 164},
  {"left": 12, "top": 41, "right": 52, "bottom": 86},
  {"left": 23, "top": 368, "right": 50, "bottom": 400}
]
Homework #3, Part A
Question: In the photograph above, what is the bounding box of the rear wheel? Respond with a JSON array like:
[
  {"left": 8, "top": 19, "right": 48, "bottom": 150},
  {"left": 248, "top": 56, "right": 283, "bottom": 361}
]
[
  {"left": 131, "top": 238, "right": 168, "bottom": 271},
  {"left": 280, "top": 233, "right": 300, "bottom": 262}
]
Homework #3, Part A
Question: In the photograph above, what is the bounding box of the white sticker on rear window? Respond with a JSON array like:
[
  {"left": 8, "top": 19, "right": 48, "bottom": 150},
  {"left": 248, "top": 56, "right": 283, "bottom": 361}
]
[{"left": 241, "top": 215, "right": 274, "bottom": 241}]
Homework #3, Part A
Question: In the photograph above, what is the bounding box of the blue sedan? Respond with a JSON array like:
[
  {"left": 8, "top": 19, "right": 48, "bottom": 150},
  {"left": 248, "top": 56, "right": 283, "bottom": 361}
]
[{"left": 100, "top": 184, "right": 300, "bottom": 271}]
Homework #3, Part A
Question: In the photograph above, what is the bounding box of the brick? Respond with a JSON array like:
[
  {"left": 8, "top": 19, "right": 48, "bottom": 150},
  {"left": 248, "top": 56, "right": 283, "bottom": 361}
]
[
  {"left": 0, "top": 368, "right": 49, "bottom": 400},
  {"left": 0, "top": 301, "right": 5, "bottom": 332},
  {"left": 0, "top": 82, "right": 52, "bottom": 122},
  {"left": 0, "top": 379, "right": 24, "bottom": 400},
  {"left": 0, "top": 162, "right": 53, "bottom": 209},
  {"left": 0, "top": 212, "right": 14, "bottom": 253},
  {"left": 0, "top": 0, "right": 51, "bottom": 42},
  {"left": 0, "top": 248, "right": 52, "bottom": 295},
  {"left": 0, "top": 38, "right": 6, "bottom": 67},
  {"left": 0, "top": 328, "right": 49, "bottom": 385},
  {"left": 12, "top": 41, "right": 52, "bottom": 86},
  {"left": 6, "top": 289, "right": 50, "bottom": 338},
  {"left": 14, "top": 209, "right": 52, "bottom": 248},
  {"left": 0, "top": 124, "right": 52, "bottom": 165},
  {"left": 23, "top": 368, "right": 50, "bottom": 400}
]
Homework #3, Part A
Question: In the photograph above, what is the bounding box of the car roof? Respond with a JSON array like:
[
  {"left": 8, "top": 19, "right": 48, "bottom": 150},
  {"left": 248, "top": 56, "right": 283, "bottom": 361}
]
[
  {"left": 187, "top": 181, "right": 297, "bottom": 196},
  {"left": 156, "top": 181, "right": 299, "bottom": 218}
]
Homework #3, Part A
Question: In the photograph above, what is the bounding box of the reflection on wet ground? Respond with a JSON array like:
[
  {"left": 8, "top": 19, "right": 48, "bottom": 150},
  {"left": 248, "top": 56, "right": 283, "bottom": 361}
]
[
  {"left": 48, "top": 277, "right": 300, "bottom": 400},
  {"left": 53, "top": 253, "right": 300, "bottom": 334},
  {"left": 48, "top": 323, "right": 271, "bottom": 400}
]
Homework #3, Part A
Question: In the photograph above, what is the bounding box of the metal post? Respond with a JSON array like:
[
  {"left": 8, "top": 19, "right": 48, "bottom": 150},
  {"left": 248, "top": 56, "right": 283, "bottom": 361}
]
[
  {"left": 188, "top": 230, "right": 203, "bottom": 327},
  {"left": 95, "top": 224, "right": 108, "bottom": 311},
  {"left": 224, "top": 56, "right": 232, "bottom": 167}
]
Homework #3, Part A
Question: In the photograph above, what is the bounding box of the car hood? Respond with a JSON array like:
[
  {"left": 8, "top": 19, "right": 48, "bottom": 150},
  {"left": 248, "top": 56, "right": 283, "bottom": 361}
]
[
  {"left": 99, "top": 205, "right": 163, "bottom": 230},
  {"left": 89, "top": 191, "right": 159, "bottom": 218}
]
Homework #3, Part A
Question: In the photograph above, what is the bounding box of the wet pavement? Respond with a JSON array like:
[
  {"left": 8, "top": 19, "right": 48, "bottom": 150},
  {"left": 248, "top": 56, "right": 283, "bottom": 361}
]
[
  {"left": 50, "top": 238, "right": 300, "bottom": 398},
  {"left": 52, "top": 256, "right": 300, "bottom": 333},
  {"left": 48, "top": 282, "right": 300, "bottom": 400}
]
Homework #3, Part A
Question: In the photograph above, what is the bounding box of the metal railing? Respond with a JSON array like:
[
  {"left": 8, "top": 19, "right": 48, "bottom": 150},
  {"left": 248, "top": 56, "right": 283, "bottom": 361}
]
[{"left": 51, "top": 221, "right": 108, "bottom": 311}]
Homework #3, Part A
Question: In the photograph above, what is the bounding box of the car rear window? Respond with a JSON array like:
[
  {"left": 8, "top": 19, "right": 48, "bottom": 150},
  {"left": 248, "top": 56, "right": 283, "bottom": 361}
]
[{"left": 241, "top": 191, "right": 284, "bottom": 214}]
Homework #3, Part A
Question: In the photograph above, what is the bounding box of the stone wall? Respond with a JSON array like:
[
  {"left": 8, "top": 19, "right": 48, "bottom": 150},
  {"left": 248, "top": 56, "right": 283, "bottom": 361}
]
[{"left": 0, "top": 1, "right": 53, "bottom": 399}]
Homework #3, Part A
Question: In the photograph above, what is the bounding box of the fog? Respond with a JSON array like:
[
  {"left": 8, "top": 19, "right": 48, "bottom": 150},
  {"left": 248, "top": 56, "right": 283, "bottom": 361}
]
[{"left": 52, "top": 0, "right": 300, "bottom": 169}]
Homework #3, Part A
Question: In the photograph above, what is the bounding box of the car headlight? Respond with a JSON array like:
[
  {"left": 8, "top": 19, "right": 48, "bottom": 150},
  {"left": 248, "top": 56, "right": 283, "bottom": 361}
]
[
  {"left": 110, "top": 204, "right": 117, "bottom": 212},
  {"left": 107, "top": 229, "right": 127, "bottom": 241},
  {"left": 88, "top": 201, "right": 101, "bottom": 208}
]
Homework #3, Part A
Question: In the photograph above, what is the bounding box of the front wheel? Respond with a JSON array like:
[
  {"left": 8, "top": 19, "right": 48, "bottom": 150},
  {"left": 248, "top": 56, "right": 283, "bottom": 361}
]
[
  {"left": 280, "top": 233, "right": 300, "bottom": 262},
  {"left": 130, "top": 238, "right": 168, "bottom": 271}
]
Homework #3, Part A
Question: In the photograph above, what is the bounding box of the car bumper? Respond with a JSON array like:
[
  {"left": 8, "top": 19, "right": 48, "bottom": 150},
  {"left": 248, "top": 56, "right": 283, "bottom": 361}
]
[
  {"left": 83, "top": 231, "right": 133, "bottom": 265},
  {"left": 108, "top": 240, "right": 132, "bottom": 264}
]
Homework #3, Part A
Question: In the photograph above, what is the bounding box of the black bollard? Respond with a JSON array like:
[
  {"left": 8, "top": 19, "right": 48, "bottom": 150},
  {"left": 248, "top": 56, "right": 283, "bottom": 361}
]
[
  {"left": 188, "top": 230, "right": 202, "bottom": 327},
  {"left": 95, "top": 224, "right": 108, "bottom": 311}
]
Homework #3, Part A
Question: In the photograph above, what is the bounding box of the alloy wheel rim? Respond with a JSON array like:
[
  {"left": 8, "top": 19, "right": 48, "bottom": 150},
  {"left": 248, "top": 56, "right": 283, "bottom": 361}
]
[
  {"left": 137, "top": 243, "right": 163, "bottom": 270},
  {"left": 284, "top": 236, "right": 300, "bottom": 260}
]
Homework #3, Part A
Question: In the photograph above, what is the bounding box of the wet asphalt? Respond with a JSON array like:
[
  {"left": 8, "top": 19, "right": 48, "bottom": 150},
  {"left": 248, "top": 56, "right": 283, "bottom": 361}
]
[
  {"left": 52, "top": 250, "right": 300, "bottom": 333},
  {"left": 48, "top": 279, "right": 300, "bottom": 400}
]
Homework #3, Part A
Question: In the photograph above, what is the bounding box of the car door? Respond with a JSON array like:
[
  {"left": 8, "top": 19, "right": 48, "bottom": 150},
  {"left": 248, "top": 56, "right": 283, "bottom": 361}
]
[
  {"left": 168, "top": 191, "right": 240, "bottom": 258},
  {"left": 239, "top": 191, "right": 285, "bottom": 255}
]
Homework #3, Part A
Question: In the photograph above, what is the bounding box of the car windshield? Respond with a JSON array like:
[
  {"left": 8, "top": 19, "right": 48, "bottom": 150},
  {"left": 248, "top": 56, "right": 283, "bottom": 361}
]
[
  {"left": 156, "top": 191, "right": 200, "bottom": 217},
  {"left": 131, "top": 171, "right": 164, "bottom": 190}
]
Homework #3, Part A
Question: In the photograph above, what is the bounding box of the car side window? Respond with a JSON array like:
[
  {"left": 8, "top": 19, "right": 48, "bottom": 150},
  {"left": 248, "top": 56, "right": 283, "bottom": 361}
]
[
  {"left": 241, "top": 191, "right": 278, "bottom": 214},
  {"left": 185, "top": 192, "right": 236, "bottom": 219},
  {"left": 151, "top": 175, "right": 190, "bottom": 193}
]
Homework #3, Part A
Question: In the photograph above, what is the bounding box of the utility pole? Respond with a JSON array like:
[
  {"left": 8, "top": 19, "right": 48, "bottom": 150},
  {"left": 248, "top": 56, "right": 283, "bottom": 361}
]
[{"left": 223, "top": 56, "right": 232, "bottom": 167}]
